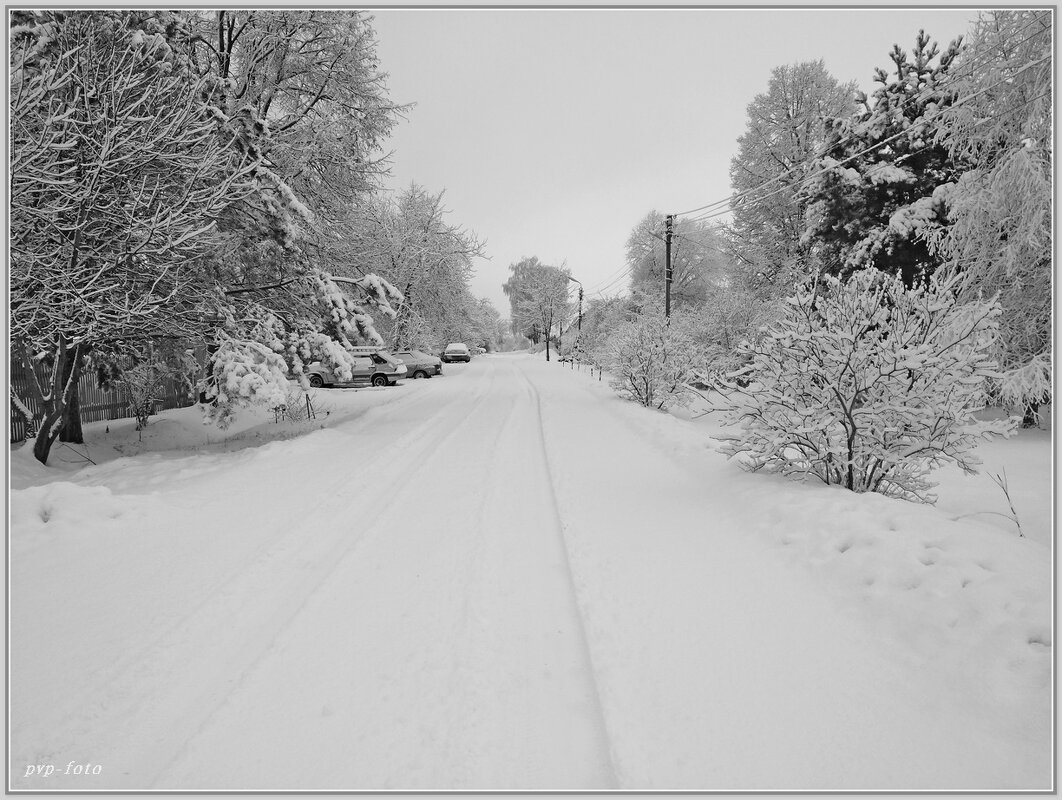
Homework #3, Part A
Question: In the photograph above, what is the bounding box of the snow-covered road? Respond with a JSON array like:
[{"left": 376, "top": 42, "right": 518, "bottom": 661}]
[{"left": 10, "top": 353, "right": 1051, "bottom": 790}]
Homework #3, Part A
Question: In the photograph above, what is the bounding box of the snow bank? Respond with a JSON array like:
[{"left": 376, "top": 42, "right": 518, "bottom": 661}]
[
  {"left": 8, "top": 381, "right": 411, "bottom": 490},
  {"left": 530, "top": 356, "right": 1051, "bottom": 788},
  {"left": 12, "top": 482, "right": 133, "bottom": 538},
  {"left": 555, "top": 358, "right": 1052, "bottom": 770}
]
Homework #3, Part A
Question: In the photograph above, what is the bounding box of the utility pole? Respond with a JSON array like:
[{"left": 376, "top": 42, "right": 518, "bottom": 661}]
[{"left": 664, "top": 214, "right": 674, "bottom": 319}]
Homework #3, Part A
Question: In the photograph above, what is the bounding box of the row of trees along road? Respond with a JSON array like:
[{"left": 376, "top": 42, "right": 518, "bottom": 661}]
[
  {"left": 566, "top": 13, "right": 1050, "bottom": 502},
  {"left": 716, "top": 14, "right": 1051, "bottom": 423},
  {"left": 10, "top": 10, "right": 501, "bottom": 464}
]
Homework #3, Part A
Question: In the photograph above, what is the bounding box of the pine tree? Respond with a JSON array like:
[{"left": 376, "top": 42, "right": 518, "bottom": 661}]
[{"left": 801, "top": 31, "right": 966, "bottom": 287}]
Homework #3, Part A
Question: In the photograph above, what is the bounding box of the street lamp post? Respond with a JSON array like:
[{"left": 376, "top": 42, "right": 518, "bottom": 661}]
[{"left": 568, "top": 276, "right": 583, "bottom": 332}]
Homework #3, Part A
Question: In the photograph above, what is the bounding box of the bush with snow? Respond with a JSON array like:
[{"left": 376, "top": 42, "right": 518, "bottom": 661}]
[
  {"left": 604, "top": 307, "right": 702, "bottom": 411},
  {"left": 200, "top": 334, "right": 290, "bottom": 429},
  {"left": 712, "top": 268, "right": 1018, "bottom": 503}
]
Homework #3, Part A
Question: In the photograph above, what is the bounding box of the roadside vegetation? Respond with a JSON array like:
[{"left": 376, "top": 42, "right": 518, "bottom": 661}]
[
  {"left": 508, "top": 13, "right": 1052, "bottom": 504},
  {"left": 11, "top": 10, "right": 1051, "bottom": 507},
  {"left": 9, "top": 10, "right": 504, "bottom": 464}
]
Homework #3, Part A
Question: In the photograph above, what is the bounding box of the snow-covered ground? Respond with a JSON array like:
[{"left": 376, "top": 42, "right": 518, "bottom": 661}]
[{"left": 8, "top": 352, "right": 1053, "bottom": 790}]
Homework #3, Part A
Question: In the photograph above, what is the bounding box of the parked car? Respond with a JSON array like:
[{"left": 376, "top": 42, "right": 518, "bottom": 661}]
[
  {"left": 393, "top": 349, "right": 442, "bottom": 379},
  {"left": 469, "top": 346, "right": 486, "bottom": 356},
  {"left": 306, "top": 349, "right": 407, "bottom": 388},
  {"left": 441, "top": 343, "right": 471, "bottom": 363}
]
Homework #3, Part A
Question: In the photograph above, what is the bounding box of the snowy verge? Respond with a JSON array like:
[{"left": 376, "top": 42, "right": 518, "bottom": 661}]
[
  {"left": 541, "top": 357, "right": 1052, "bottom": 765},
  {"left": 8, "top": 381, "right": 417, "bottom": 491}
]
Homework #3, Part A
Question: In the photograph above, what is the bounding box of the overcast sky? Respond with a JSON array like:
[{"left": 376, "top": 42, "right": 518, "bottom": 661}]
[{"left": 369, "top": 8, "right": 977, "bottom": 317}]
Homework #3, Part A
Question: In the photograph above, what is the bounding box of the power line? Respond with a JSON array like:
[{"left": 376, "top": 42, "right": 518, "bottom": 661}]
[
  {"left": 673, "top": 17, "right": 1047, "bottom": 220},
  {"left": 672, "top": 25, "right": 1050, "bottom": 221},
  {"left": 593, "top": 266, "right": 634, "bottom": 297},
  {"left": 675, "top": 54, "right": 1051, "bottom": 226},
  {"left": 679, "top": 48, "right": 1050, "bottom": 227},
  {"left": 584, "top": 261, "right": 632, "bottom": 294}
]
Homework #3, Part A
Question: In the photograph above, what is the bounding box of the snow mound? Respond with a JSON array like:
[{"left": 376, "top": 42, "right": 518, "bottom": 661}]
[{"left": 11, "top": 482, "right": 134, "bottom": 535}]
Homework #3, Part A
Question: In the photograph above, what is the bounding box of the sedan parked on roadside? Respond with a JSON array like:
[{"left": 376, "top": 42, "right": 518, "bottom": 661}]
[
  {"left": 441, "top": 343, "right": 471, "bottom": 363},
  {"left": 306, "top": 349, "right": 407, "bottom": 388},
  {"left": 394, "top": 349, "right": 443, "bottom": 379}
]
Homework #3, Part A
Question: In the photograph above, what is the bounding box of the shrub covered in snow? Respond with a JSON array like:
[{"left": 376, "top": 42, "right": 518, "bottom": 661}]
[
  {"left": 712, "top": 268, "right": 1018, "bottom": 503},
  {"left": 118, "top": 361, "right": 171, "bottom": 433},
  {"left": 604, "top": 307, "right": 702, "bottom": 411},
  {"left": 201, "top": 333, "right": 291, "bottom": 429},
  {"left": 692, "top": 286, "right": 778, "bottom": 380}
]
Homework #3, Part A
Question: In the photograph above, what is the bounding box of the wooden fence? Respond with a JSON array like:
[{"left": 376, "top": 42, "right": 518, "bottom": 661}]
[{"left": 9, "top": 362, "right": 197, "bottom": 443}]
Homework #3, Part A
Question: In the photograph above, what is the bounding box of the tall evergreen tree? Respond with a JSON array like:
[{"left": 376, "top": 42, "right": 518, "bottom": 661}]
[{"left": 801, "top": 31, "right": 965, "bottom": 287}]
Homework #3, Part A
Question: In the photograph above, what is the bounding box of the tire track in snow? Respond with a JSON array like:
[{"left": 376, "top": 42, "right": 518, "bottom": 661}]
[
  {"left": 428, "top": 360, "right": 530, "bottom": 786},
  {"left": 27, "top": 365, "right": 504, "bottom": 790},
  {"left": 156, "top": 357, "right": 618, "bottom": 789},
  {"left": 514, "top": 362, "right": 620, "bottom": 789},
  {"left": 41, "top": 374, "right": 477, "bottom": 718},
  {"left": 141, "top": 364, "right": 506, "bottom": 787},
  {"left": 13, "top": 376, "right": 482, "bottom": 774}
]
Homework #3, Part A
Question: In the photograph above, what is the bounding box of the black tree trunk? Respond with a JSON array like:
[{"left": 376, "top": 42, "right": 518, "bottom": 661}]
[
  {"left": 59, "top": 380, "right": 84, "bottom": 443},
  {"left": 32, "top": 342, "right": 85, "bottom": 464}
]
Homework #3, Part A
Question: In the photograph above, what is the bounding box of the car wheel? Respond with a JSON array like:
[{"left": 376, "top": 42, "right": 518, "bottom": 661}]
[
  {"left": 371, "top": 374, "right": 389, "bottom": 387},
  {"left": 309, "top": 374, "right": 324, "bottom": 388},
  {"left": 413, "top": 370, "right": 428, "bottom": 379}
]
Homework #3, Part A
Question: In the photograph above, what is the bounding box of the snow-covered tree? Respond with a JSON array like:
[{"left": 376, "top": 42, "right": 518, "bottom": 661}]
[
  {"left": 502, "top": 256, "right": 545, "bottom": 342},
  {"left": 467, "top": 297, "right": 502, "bottom": 350},
  {"left": 626, "top": 212, "right": 728, "bottom": 309},
  {"left": 801, "top": 31, "right": 965, "bottom": 287},
  {"left": 726, "top": 61, "right": 858, "bottom": 296},
  {"left": 567, "top": 297, "right": 628, "bottom": 373},
  {"left": 711, "top": 268, "right": 1017, "bottom": 503},
  {"left": 693, "top": 284, "right": 778, "bottom": 378},
  {"left": 503, "top": 257, "right": 572, "bottom": 354},
  {"left": 340, "top": 185, "right": 485, "bottom": 351},
  {"left": 9, "top": 10, "right": 254, "bottom": 463},
  {"left": 919, "top": 10, "right": 1052, "bottom": 420},
  {"left": 604, "top": 304, "right": 703, "bottom": 411},
  {"left": 184, "top": 9, "right": 408, "bottom": 410},
  {"left": 187, "top": 10, "right": 401, "bottom": 239},
  {"left": 10, "top": 10, "right": 406, "bottom": 462},
  {"left": 510, "top": 261, "right": 572, "bottom": 361}
]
